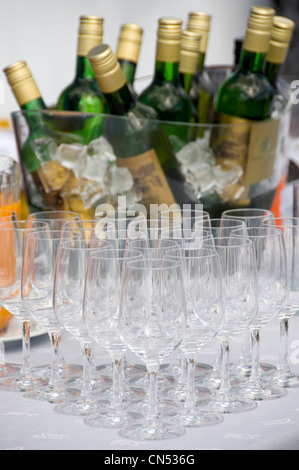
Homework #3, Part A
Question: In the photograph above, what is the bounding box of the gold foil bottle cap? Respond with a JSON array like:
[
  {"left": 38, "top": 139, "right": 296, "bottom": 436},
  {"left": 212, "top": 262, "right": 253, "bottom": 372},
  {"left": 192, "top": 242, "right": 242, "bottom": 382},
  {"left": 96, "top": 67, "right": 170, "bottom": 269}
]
[
  {"left": 116, "top": 23, "right": 143, "bottom": 64},
  {"left": 3, "top": 60, "right": 42, "bottom": 106},
  {"left": 187, "top": 12, "right": 211, "bottom": 54},
  {"left": 243, "top": 6, "right": 275, "bottom": 53},
  {"left": 156, "top": 17, "right": 183, "bottom": 63},
  {"left": 179, "top": 30, "right": 201, "bottom": 74},
  {"left": 88, "top": 44, "right": 126, "bottom": 93},
  {"left": 77, "top": 15, "right": 104, "bottom": 56},
  {"left": 267, "top": 16, "right": 295, "bottom": 64}
]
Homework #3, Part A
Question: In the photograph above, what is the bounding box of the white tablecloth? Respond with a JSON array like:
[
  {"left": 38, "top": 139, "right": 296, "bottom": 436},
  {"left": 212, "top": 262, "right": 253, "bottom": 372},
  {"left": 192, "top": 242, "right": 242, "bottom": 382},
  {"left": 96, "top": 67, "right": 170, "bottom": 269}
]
[{"left": 1, "top": 316, "right": 299, "bottom": 451}]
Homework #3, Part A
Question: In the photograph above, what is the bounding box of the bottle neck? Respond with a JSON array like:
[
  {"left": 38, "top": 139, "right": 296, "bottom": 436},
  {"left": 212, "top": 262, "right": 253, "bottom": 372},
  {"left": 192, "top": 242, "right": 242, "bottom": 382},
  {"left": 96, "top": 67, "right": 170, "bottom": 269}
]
[
  {"left": 119, "top": 59, "right": 137, "bottom": 85},
  {"left": 179, "top": 72, "right": 193, "bottom": 94},
  {"left": 154, "top": 60, "right": 179, "bottom": 83},
  {"left": 76, "top": 56, "right": 96, "bottom": 80},
  {"left": 21, "top": 97, "right": 47, "bottom": 130},
  {"left": 265, "top": 61, "right": 281, "bottom": 87},
  {"left": 238, "top": 48, "right": 267, "bottom": 73},
  {"left": 103, "top": 83, "right": 135, "bottom": 115},
  {"left": 197, "top": 53, "right": 206, "bottom": 74}
]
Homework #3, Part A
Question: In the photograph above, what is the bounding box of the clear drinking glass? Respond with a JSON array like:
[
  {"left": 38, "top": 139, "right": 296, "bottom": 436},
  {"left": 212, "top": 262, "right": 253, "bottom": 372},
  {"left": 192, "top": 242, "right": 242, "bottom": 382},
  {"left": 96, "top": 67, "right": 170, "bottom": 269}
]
[
  {"left": 53, "top": 235, "right": 113, "bottom": 416},
  {"left": 265, "top": 217, "right": 299, "bottom": 388},
  {"left": 165, "top": 247, "right": 224, "bottom": 427},
  {"left": 119, "top": 258, "right": 187, "bottom": 440},
  {"left": 232, "top": 226, "right": 288, "bottom": 401},
  {"left": 201, "top": 237, "right": 259, "bottom": 414},
  {"left": 222, "top": 208, "right": 275, "bottom": 376},
  {"left": 0, "top": 219, "right": 49, "bottom": 391},
  {"left": 83, "top": 247, "right": 145, "bottom": 429},
  {"left": 21, "top": 229, "right": 80, "bottom": 403}
]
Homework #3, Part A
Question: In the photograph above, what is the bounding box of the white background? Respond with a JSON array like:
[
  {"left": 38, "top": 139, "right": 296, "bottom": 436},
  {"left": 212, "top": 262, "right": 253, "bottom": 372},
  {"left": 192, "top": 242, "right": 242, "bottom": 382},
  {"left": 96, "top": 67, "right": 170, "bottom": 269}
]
[{"left": 0, "top": 0, "right": 272, "bottom": 120}]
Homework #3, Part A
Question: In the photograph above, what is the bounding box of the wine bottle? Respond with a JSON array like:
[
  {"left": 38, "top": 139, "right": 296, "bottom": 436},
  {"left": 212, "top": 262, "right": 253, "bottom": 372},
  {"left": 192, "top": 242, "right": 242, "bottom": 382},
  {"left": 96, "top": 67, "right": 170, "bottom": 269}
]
[
  {"left": 88, "top": 44, "right": 196, "bottom": 211},
  {"left": 137, "top": 18, "right": 198, "bottom": 152},
  {"left": 57, "top": 15, "right": 109, "bottom": 115},
  {"left": 4, "top": 61, "right": 81, "bottom": 210},
  {"left": 179, "top": 30, "right": 201, "bottom": 94},
  {"left": 187, "top": 12, "right": 215, "bottom": 126},
  {"left": 265, "top": 16, "right": 295, "bottom": 91},
  {"left": 116, "top": 22, "right": 143, "bottom": 97},
  {"left": 233, "top": 37, "right": 244, "bottom": 70},
  {"left": 210, "top": 6, "right": 278, "bottom": 207}
]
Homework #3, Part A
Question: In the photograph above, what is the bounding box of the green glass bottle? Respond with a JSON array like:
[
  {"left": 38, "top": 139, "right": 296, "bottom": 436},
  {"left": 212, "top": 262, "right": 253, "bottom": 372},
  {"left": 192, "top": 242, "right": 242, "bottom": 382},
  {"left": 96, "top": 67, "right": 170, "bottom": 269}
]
[
  {"left": 179, "top": 30, "right": 201, "bottom": 94},
  {"left": 187, "top": 12, "right": 215, "bottom": 126},
  {"left": 137, "top": 18, "right": 198, "bottom": 152},
  {"left": 4, "top": 60, "right": 82, "bottom": 210},
  {"left": 210, "top": 6, "right": 278, "bottom": 213},
  {"left": 88, "top": 44, "right": 196, "bottom": 212},
  {"left": 116, "top": 23, "right": 143, "bottom": 97},
  {"left": 265, "top": 16, "right": 295, "bottom": 92}
]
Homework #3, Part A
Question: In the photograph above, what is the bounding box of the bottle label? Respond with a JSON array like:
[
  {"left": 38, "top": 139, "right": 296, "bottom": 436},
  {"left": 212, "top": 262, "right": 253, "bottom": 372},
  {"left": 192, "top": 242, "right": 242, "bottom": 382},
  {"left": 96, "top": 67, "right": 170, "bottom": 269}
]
[
  {"left": 116, "top": 149, "right": 176, "bottom": 209},
  {"left": 210, "top": 112, "right": 280, "bottom": 186}
]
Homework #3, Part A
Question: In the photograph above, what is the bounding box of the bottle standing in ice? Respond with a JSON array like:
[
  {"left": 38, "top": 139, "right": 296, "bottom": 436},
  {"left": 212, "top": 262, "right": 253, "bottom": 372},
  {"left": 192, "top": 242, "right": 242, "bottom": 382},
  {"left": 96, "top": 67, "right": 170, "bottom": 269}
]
[
  {"left": 137, "top": 18, "right": 198, "bottom": 152},
  {"left": 210, "top": 6, "right": 279, "bottom": 211},
  {"left": 88, "top": 44, "right": 197, "bottom": 212},
  {"left": 116, "top": 23, "right": 143, "bottom": 97},
  {"left": 187, "top": 12, "right": 215, "bottom": 127},
  {"left": 265, "top": 16, "right": 295, "bottom": 96},
  {"left": 179, "top": 30, "right": 201, "bottom": 94},
  {"left": 4, "top": 61, "right": 84, "bottom": 211}
]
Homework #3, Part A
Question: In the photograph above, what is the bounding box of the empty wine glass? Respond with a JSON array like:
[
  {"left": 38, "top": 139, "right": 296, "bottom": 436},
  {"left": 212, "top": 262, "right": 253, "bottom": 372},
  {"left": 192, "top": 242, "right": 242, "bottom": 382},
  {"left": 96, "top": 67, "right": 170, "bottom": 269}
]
[
  {"left": 0, "top": 219, "right": 49, "bottom": 391},
  {"left": 201, "top": 237, "right": 259, "bottom": 414},
  {"left": 232, "top": 226, "right": 288, "bottom": 401},
  {"left": 222, "top": 208, "right": 275, "bottom": 377},
  {"left": 165, "top": 247, "right": 224, "bottom": 427},
  {"left": 53, "top": 235, "right": 113, "bottom": 416},
  {"left": 21, "top": 229, "right": 80, "bottom": 404},
  {"left": 83, "top": 247, "right": 145, "bottom": 429},
  {"left": 118, "top": 257, "right": 187, "bottom": 440},
  {"left": 265, "top": 217, "right": 299, "bottom": 388}
]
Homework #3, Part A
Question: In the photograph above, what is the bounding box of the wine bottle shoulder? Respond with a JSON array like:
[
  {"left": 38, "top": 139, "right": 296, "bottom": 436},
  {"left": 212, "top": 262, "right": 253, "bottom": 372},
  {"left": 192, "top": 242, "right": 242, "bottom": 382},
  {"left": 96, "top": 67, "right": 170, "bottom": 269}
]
[{"left": 57, "top": 78, "right": 108, "bottom": 113}]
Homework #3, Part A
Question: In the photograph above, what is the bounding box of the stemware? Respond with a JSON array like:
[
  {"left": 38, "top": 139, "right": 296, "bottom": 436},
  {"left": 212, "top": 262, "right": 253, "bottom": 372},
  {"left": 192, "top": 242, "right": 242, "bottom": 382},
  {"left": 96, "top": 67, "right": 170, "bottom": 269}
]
[
  {"left": 119, "top": 258, "right": 187, "bottom": 440},
  {"left": 21, "top": 229, "right": 80, "bottom": 403},
  {"left": 265, "top": 217, "right": 299, "bottom": 388},
  {"left": 165, "top": 247, "right": 224, "bottom": 427},
  {"left": 222, "top": 208, "right": 275, "bottom": 376},
  {"left": 53, "top": 235, "right": 113, "bottom": 416},
  {"left": 83, "top": 247, "right": 145, "bottom": 429},
  {"left": 28, "top": 210, "right": 81, "bottom": 230},
  {"left": 202, "top": 237, "right": 259, "bottom": 414},
  {"left": 232, "top": 226, "right": 288, "bottom": 401},
  {"left": 0, "top": 219, "right": 49, "bottom": 391}
]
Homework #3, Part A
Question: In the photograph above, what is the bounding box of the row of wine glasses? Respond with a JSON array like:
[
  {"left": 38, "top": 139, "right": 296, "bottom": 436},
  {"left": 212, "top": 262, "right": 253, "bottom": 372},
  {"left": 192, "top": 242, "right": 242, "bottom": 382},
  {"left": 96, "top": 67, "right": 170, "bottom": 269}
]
[{"left": 0, "top": 207, "right": 298, "bottom": 441}]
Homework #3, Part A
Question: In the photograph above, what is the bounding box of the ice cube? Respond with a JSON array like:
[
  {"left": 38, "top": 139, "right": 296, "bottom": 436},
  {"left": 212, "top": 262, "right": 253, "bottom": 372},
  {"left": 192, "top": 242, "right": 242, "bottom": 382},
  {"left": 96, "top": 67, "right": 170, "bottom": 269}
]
[
  {"left": 31, "top": 137, "right": 58, "bottom": 165},
  {"left": 53, "top": 143, "right": 87, "bottom": 179},
  {"left": 107, "top": 166, "right": 134, "bottom": 196},
  {"left": 87, "top": 136, "right": 116, "bottom": 163},
  {"left": 37, "top": 160, "right": 70, "bottom": 193}
]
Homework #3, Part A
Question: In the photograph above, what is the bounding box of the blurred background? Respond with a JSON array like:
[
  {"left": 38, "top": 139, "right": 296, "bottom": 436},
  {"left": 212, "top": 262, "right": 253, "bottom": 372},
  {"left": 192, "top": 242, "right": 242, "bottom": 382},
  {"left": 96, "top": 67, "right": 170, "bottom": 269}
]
[{"left": 0, "top": 0, "right": 282, "bottom": 120}]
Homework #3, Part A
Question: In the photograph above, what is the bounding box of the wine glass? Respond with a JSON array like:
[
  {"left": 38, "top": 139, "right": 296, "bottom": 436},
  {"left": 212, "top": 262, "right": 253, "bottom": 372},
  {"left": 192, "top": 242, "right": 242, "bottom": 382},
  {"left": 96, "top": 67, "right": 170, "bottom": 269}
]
[
  {"left": 165, "top": 246, "right": 224, "bottom": 427},
  {"left": 222, "top": 208, "right": 275, "bottom": 376},
  {"left": 233, "top": 226, "right": 289, "bottom": 401},
  {"left": 201, "top": 236, "right": 259, "bottom": 414},
  {"left": 265, "top": 217, "right": 299, "bottom": 388},
  {"left": 21, "top": 229, "right": 80, "bottom": 403},
  {"left": 53, "top": 235, "right": 113, "bottom": 416},
  {"left": 119, "top": 257, "right": 187, "bottom": 440},
  {"left": 83, "top": 247, "right": 145, "bottom": 429},
  {"left": 0, "top": 219, "right": 49, "bottom": 391}
]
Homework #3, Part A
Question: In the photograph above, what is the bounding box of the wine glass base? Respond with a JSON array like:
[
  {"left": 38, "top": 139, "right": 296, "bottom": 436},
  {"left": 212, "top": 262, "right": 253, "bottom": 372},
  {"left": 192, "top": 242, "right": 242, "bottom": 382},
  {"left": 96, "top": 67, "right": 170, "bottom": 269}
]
[
  {"left": 84, "top": 408, "right": 143, "bottom": 429},
  {"left": 54, "top": 396, "right": 109, "bottom": 416},
  {"left": 0, "top": 374, "right": 47, "bottom": 392},
  {"left": 202, "top": 393, "right": 257, "bottom": 414},
  {"left": 119, "top": 418, "right": 186, "bottom": 440},
  {"left": 163, "top": 385, "right": 214, "bottom": 403},
  {"left": 0, "top": 363, "right": 21, "bottom": 378},
  {"left": 232, "top": 362, "right": 276, "bottom": 378},
  {"left": 168, "top": 407, "right": 223, "bottom": 428},
  {"left": 272, "top": 371, "right": 299, "bottom": 388},
  {"left": 24, "top": 385, "right": 79, "bottom": 404},
  {"left": 242, "top": 383, "right": 288, "bottom": 401}
]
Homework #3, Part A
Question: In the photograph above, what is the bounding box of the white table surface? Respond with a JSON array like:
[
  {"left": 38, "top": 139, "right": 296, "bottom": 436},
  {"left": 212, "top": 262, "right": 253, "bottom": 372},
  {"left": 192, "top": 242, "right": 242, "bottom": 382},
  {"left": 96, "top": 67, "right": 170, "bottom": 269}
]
[{"left": 1, "top": 315, "right": 299, "bottom": 451}]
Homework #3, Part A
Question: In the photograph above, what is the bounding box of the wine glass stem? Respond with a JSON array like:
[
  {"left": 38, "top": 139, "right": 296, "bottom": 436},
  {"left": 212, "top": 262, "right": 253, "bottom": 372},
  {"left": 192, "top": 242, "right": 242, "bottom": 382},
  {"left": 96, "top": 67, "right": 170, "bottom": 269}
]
[
  {"left": 20, "top": 320, "right": 31, "bottom": 377},
  {"left": 111, "top": 355, "right": 123, "bottom": 409},
  {"left": 0, "top": 339, "right": 5, "bottom": 366},
  {"left": 81, "top": 342, "right": 93, "bottom": 400},
  {"left": 250, "top": 328, "right": 261, "bottom": 387},
  {"left": 219, "top": 339, "right": 231, "bottom": 397},
  {"left": 147, "top": 368, "right": 158, "bottom": 421},
  {"left": 48, "top": 330, "right": 62, "bottom": 389},
  {"left": 185, "top": 354, "right": 196, "bottom": 409},
  {"left": 279, "top": 317, "right": 290, "bottom": 375}
]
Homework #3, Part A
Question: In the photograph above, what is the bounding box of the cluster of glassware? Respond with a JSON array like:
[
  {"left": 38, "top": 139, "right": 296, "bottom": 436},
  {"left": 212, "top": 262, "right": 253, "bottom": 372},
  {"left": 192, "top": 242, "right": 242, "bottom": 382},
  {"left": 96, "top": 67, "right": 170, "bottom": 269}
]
[{"left": 0, "top": 206, "right": 298, "bottom": 441}]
